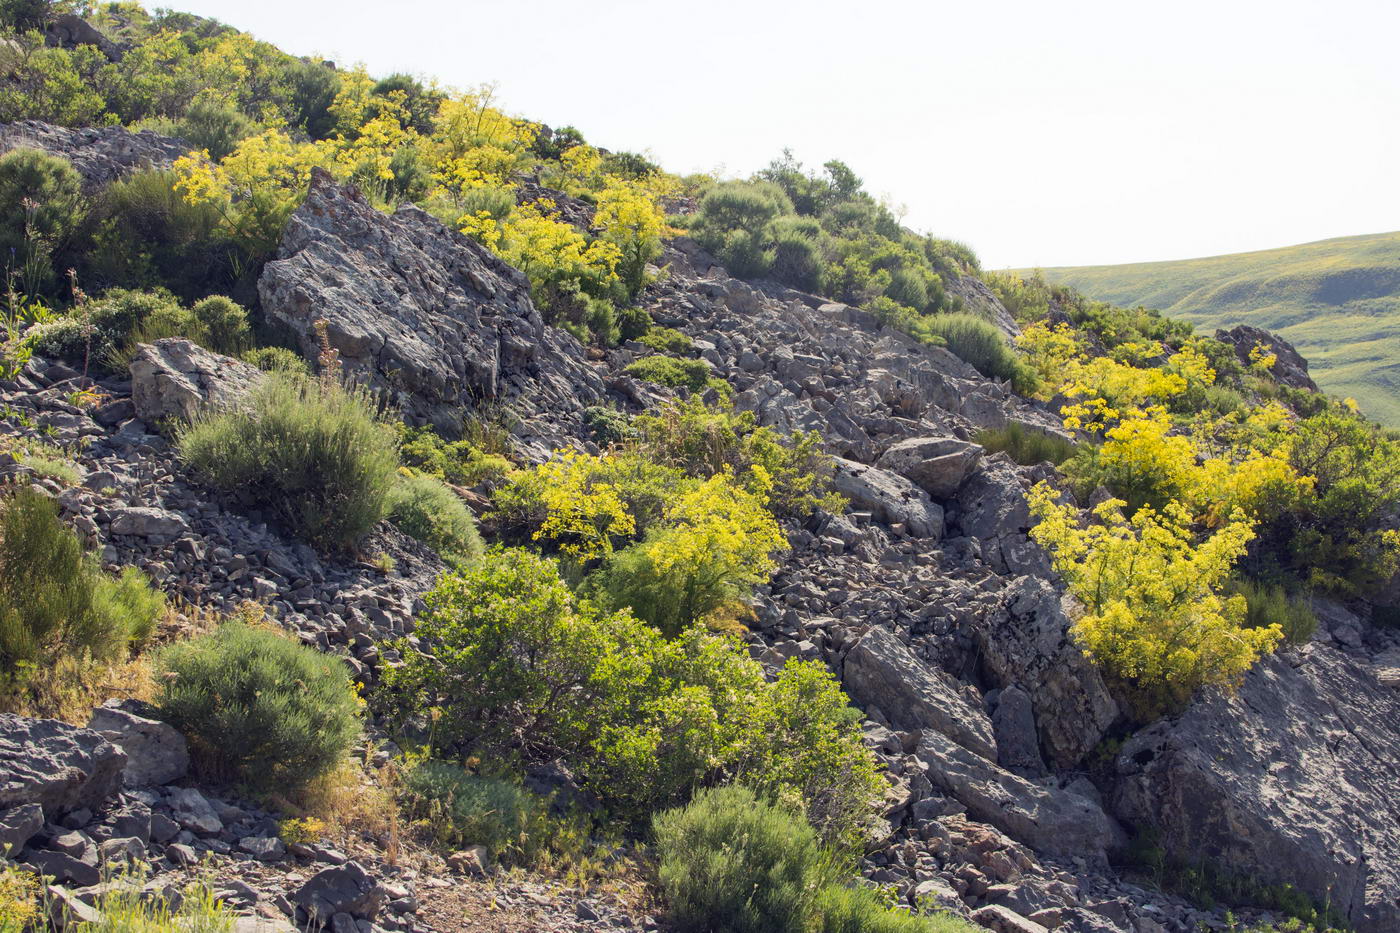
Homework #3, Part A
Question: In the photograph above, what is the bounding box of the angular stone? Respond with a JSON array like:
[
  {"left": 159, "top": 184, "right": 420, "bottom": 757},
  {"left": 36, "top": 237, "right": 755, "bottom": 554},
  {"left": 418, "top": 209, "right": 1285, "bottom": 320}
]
[
  {"left": 0, "top": 715, "right": 126, "bottom": 819},
  {"left": 87, "top": 703, "right": 189, "bottom": 787},
  {"left": 128, "top": 338, "right": 264, "bottom": 423},
  {"left": 167, "top": 787, "right": 223, "bottom": 836},
  {"left": 292, "top": 861, "right": 389, "bottom": 921},
  {"left": 915, "top": 730, "right": 1126, "bottom": 862},
  {"left": 831, "top": 458, "right": 944, "bottom": 539},
  {"left": 0, "top": 121, "right": 185, "bottom": 192},
  {"left": 107, "top": 506, "right": 190, "bottom": 538},
  {"left": 842, "top": 625, "right": 995, "bottom": 760},
  {"left": 0, "top": 803, "right": 43, "bottom": 857},
  {"left": 990, "top": 686, "right": 1048, "bottom": 779},
  {"left": 971, "top": 904, "right": 1051, "bottom": 933},
  {"left": 876, "top": 436, "right": 983, "bottom": 499}
]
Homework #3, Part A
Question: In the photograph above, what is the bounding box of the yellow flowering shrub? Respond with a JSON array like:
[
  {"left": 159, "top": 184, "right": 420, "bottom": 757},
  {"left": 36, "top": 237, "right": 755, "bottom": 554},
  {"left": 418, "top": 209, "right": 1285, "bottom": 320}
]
[
  {"left": 594, "top": 175, "right": 670, "bottom": 296},
  {"left": 1015, "top": 320, "right": 1084, "bottom": 399},
  {"left": 495, "top": 199, "right": 620, "bottom": 291},
  {"left": 526, "top": 451, "right": 638, "bottom": 562},
  {"left": 1028, "top": 483, "right": 1282, "bottom": 718}
]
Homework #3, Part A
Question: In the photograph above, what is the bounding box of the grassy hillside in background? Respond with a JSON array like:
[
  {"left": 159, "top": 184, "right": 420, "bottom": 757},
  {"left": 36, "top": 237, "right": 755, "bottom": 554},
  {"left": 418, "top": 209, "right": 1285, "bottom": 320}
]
[{"left": 1027, "top": 231, "right": 1400, "bottom": 425}]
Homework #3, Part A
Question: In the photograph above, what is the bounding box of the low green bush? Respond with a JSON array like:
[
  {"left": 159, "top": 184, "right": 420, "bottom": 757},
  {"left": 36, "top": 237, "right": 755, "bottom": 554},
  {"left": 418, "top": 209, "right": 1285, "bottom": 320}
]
[
  {"left": 175, "top": 99, "right": 256, "bottom": 161},
  {"left": 637, "top": 327, "right": 694, "bottom": 354},
  {"left": 1231, "top": 579, "right": 1317, "bottom": 646},
  {"left": 31, "top": 288, "right": 182, "bottom": 369},
  {"left": 397, "top": 425, "right": 510, "bottom": 487},
  {"left": 153, "top": 620, "right": 360, "bottom": 791},
  {"left": 623, "top": 355, "right": 720, "bottom": 394},
  {"left": 241, "top": 346, "right": 310, "bottom": 374},
  {"left": 0, "top": 147, "right": 83, "bottom": 295},
  {"left": 177, "top": 373, "right": 399, "bottom": 550},
  {"left": 0, "top": 488, "right": 164, "bottom": 693},
  {"left": 923, "top": 313, "right": 1036, "bottom": 393},
  {"left": 387, "top": 471, "right": 484, "bottom": 562},
  {"left": 401, "top": 760, "right": 549, "bottom": 860},
  {"left": 654, "top": 785, "right": 834, "bottom": 933},
  {"left": 974, "top": 423, "right": 1077, "bottom": 466}
]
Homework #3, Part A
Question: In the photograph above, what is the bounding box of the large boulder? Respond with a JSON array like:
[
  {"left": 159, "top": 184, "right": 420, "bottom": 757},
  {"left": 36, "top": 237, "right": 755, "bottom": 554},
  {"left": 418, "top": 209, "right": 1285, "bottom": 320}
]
[
  {"left": 292, "top": 861, "right": 390, "bottom": 922},
  {"left": 975, "top": 576, "right": 1119, "bottom": 770},
  {"left": 128, "top": 338, "right": 264, "bottom": 423},
  {"left": 831, "top": 458, "right": 944, "bottom": 539},
  {"left": 1215, "top": 324, "right": 1317, "bottom": 392},
  {"left": 915, "top": 730, "right": 1126, "bottom": 862},
  {"left": 258, "top": 169, "right": 605, "bottom": 452},
  {"left": 0, "top": 715, "right": 125, "bottom": 819},
  {"left": 86, "top": 702, "right": 188, "bottom": 787},
  {"left": 842, "top": 625, "right": 996, "bottom": 760},
  {"left": 876, "top": 436, "right": 983, "bottom": 499},
  {"left": 0, "top": 121, "right": 185, "bottom": 191},
  {"left": 1111, "top": 635, "right": 1400, "bottom": 933}
]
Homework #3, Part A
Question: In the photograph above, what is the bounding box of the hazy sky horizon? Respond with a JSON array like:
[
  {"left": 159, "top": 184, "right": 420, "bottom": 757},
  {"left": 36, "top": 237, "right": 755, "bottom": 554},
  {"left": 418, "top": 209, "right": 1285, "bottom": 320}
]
[{"left": 168, "top": 0, "right": 1399, "bottom": 270}]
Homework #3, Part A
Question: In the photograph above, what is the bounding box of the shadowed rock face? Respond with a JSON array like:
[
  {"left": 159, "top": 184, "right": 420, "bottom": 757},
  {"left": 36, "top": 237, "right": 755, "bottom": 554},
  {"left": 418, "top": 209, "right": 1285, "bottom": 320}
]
[
  {"left": 1215, "top": 324, "right": 1318, "bottom": 392},
  {"left": 258, "top": 168, "right": 604, "bottom": 455},
  {"left": 1112, "top": 621, "right": 1400, "bottom": 933}
]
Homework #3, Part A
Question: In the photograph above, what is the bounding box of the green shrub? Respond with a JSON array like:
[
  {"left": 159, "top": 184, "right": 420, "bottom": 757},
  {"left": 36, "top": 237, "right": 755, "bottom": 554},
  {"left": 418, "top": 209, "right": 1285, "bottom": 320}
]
[
  {"left": 623, "top": 355, "right": 717, "bottom": 393},
  {"left": 153, "top": 620, "right": 360, "bottom": 790},
  {"left": 637, "top": 327, "right": 694, "bottom": 354},
  {"left": 924, "top": 313, "right": 1036, "bottom": 393},
  {"left": 31, "top": 288, "right": 183, "bottom": 369},
  {"left": 401, "top": 760, "right": 549, "bottom": 860},
  {"left": 241, "top": 345, "right": 310, "bottom": 374},
  {"left": 82, "top": 169, "right": 229, "bottom": 297},
  {"left": 177, "top": 373, "right": 399, "bottom": 550},
  {"left": 190, "top": 295, "right": 252, "bottom": 355},
  {"left": 616, "top": 306, "right": 651, "bottom": 341},
  {"left": 817, "top": 886, "right": 976, "bottom": 933},
  {"left": 0, "top": 148, "right": 83, "bottom": 295},
  {"left": 0, "top": 488, "right": 164, "bottom": 692},
  {"left": 974, "top": 423, "right": 1077, "bottom": 466},
  {"left": 175, "top": 99, "right": 255, "bottom": 161},
  {"left": 397, "top": 424, "right": 510, "bottom": 486},
  {"left": 387, "top": 471, "right": 484, "bottom": 562},
  {"left": 767, "top": 215, "right": 824, "bottom": 291},
  {"left": 582, "top": 405, "right": 634, "bottom": 445},
  {"left": 1231, "top": 579, "right": 1317, "bottom": 647},
  {"left": 653, "top": 785, "right": 834, "bottom": 933}
]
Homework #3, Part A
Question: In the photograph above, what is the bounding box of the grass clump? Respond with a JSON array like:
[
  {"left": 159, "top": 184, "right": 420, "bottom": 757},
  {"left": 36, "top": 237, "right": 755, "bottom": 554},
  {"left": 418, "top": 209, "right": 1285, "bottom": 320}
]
[
  {"left": 0, "top": 488, "right": 164, "bottom": 699},
  {"left": 387, "top": 470, "right": 485, "bottom": 562},
  {"left": 817, "top": 885, "right": 975, "bottom": 933},
  {"left": 975, "top": 422, "right": 1078, "bottom": 466},
  {"left": 241, "top": 345, "right": 311, "bottom": 374},
  {"left": 1230, "top": 579, "right": 1317, "bottom": 646},
  {"left": 177, "top": 372, "right": 399, "bottom": 550},
  {"left": 153, "top": 620, "right": 361, "bottom": 792},
  {"left": 923, "top": 313, "right": 1036, "bottom": 393}
]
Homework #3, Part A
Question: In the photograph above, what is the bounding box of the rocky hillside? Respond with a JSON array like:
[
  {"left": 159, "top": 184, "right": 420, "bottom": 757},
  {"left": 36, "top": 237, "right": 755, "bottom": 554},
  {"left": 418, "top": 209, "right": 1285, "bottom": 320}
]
[{"left": 2, "top": 6, "right": 1400, "bottom": 933}]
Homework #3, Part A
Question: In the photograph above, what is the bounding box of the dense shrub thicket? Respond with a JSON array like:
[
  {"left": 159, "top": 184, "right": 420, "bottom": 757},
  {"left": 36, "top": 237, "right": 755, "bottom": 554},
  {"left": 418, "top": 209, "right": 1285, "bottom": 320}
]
[
  {"left": 0, "top": 487, "right": 164, "bottom": 695},
  {"left": 153, "top": 619, "right": 360, "bottom": 790}
]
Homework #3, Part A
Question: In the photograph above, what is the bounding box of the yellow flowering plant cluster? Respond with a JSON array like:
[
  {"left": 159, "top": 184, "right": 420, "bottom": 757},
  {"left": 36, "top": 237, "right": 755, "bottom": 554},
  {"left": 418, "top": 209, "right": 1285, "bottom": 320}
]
[{"left": 1028, "top": 483, "right": 1282, "bottom": 718}]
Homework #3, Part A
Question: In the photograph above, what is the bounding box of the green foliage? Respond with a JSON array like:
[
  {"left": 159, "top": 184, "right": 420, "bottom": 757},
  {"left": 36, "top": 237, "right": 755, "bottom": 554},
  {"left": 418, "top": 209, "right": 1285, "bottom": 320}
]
[
  {"left": 974, "top": 423, "right": 1077, "bottom": 466},
  {"left": 0, "top": 488, "right": 164, "bottom": 694},
  {"left": 31, "top": 287, "right": 179, "bottom": 369},
  {"left": 921, "top": 313, "right": 1036, "bottom": 393},
  {"left": 653, "top": 785, "right": 835, "bottom": 933},
  {"left": 175, "top": 98, "right": 256, "bottom": 160},
  {"left": 582, "top": 405, "right": 634, "bottom": 445},
  {"left": 623, "top": 354, "right": 719, "bottom": 394},
  {"left": 153, "top": 620, "right": 360, "bottom": 791},
  {"left": 396, "top": 424, "right": 510, "bottom": 486},
  {"left": 177, "top": 373, "right": 399, "bottom": 550},
  {"left": 378, "top": 549, "right": 882, "bottom": 837},
  {"left": 81, "top": 169, "right": 230, "bottom": 297},
  {"left": 401, "top": 760, "right": 566, "bottom": 863},
  {"left": 241, "top": 345, "right": 309, "bottom": 374},
  {"left": 74, "top": 875, "right": 237, "bottom": 932},
  {"left": 0, "top": 147, "right": 84, "bottom": 295},
  {"left": 387, "top": 470, "right": 484, "bottom": 562},
  {"left": 1229, "top": 579, "right": 1317, "bottom": 647},
  {"left": 190, "top": 295, "right": 252, "bottom": 354},
  {"left": 817, "top": 885, "right": 975, "bottom": 933},
  {"left": 637, "top": 326, "right": 693, "bottom": 354},
  {"left": 0, "top": 862, "right": 40, "bottom": 933},
  {"left": 616, "top": 305, "right": 652, "bottom": 341},
  {"left": 0, "top": 32, "right": 108, "bottom": 126}
]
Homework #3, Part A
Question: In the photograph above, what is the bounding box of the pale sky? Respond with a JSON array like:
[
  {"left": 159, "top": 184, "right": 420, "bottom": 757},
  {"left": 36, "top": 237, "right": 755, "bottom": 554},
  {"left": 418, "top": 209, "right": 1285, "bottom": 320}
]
[{"left": 170, "top": 0, "right": 1400, "bottom": 269}]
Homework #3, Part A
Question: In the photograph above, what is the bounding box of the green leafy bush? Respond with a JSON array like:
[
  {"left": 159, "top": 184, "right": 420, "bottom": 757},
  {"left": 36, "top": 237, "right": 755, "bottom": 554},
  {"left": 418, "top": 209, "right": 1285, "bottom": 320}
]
[
  {"left": 0, "top": 488, "right": 164, "bottom": 693},
  {"left": 401, "top": 760, "right": 550, "bottom": 860},
  {"left": 153, "top": 620, "right": 360, "bottom": 790},
  {"left": 241, "top": 346, "right": 310, "bottom": 374},
  {"left": 190, "top": 295, "right": 253, "bottom": 355},
  {"left": 623, "top": 355, "right": 719, "bottom": 394},
  {"left": 637, "top": 327, "right": 694, "bottom": 354},
  {"left": 177, "top": 373, "right": 399, "bottom": 550},
  {"left": 175, "top": 99, "right": 255, "bottom": 161},
  {"left": 1231, "top": 579, "right": 1317, "bottom": 647},
  {"left": 0, "top": 147, "right": 83, "bottom": 294},
  {"left": 923, "top": 313, "right": 1036, "bottom": 393},
  {"left": 31, "top": 288, "right": 183, "bottom": 369},
  {"left": 817, "top": 885, "right": 975, "bottom": 933},
  {"left": 653, "top": 785, "right": 834, "bottom": 933},
  {"left": 397, "top": 425, "right": 510, "bottom": 486},
  {"left": 387, "top": 471, "right": 484, "bottom": 562},
  {"left": 974, "top": 423, "right": 1077, "bottom": 466}
]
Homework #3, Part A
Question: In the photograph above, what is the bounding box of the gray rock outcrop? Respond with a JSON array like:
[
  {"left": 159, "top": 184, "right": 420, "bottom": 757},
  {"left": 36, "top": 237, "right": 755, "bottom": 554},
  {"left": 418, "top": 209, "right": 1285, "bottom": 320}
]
[
  {"left": 842, "top": 625, "right": 996, "bottom": 760},
  {"left": 0, "top": 121, "right": 186, "bottom": 191},
  {"left": 87, "top": 702, "right": 189, "bottom": 787},
  {"left": 876, "top": 436, "right": 984, "bottom": 499},
  {"left": 1215, "top": 324, "right": 1318, "bottom": 392},
  {"left": 129, "top": 338, "right": 264, "bottom": 423},
  {"left": 258, "top": 169, "right": 605, "bottom": 453},
  {"left": 1112, "top": 633, "right": 1400, "bottom": 933},
  {"left": 831, "top": 458, "right": 944, "bottom": 539},
  {"left": 0, "top": 715, "right": 126, "bottom": 818}
]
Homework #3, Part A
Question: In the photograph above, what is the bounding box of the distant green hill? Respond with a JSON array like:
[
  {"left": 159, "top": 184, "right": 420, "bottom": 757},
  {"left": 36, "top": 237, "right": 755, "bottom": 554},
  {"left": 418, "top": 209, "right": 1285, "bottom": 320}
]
[{"left": 1027, "top": 231, "right": 1400, "bottom": 425}]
